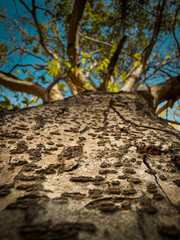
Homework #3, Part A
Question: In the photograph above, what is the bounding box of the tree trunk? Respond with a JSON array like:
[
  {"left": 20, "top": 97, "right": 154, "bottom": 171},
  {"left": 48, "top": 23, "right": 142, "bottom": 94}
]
[{"left": 0, "top": 91, "right": 180, "bottom": 240}]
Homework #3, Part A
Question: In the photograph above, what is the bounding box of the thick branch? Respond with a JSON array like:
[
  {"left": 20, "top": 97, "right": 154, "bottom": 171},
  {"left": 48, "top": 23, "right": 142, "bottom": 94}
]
[
  {"left": 98, "top": 36, "right": 126, "bottom": 91},
  {"left": 151, "top": 74, "right": 180, "bottom": 108},
  {"left": 121, "top": 64, "right": 144, "bottom": 92},
  {"left": 66, "top": 0, "right": 94, "bottom": 92},
  {"left": 121, "top": 0, "right": 166, "bottom": 92},
  {"left": 0, "top": 72, "right": 64, "bottom": 102},
  {"left": 0, "top": 72, "right": 46, "bottom": 101},
  {"left": 142, "top": 0, "right": 166, "bottom": 64},
  {"left": 67, "top": 0, "right": 87, "bottom": 66}
]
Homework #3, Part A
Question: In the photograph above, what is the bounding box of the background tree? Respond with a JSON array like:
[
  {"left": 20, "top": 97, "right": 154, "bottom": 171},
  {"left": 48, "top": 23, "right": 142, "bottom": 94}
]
[{"left": 0, "top": 0, "right": 179, "bottom": 124}]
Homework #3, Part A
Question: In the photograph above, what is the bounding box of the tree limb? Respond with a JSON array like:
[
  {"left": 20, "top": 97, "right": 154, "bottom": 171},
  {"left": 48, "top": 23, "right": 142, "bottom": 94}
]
[
  {"left": 97, "top": 36, "right": 126, "bottom": 91},
  {"left": 121, "top": 0, "right": 166, "bottom": 92},
  {"left": 67, "top": 0, "right": 87, "bottom": 66},
  {"left": 46, "top": 72, "right": 68, "bottom": 95},
  {"left": 172, "top": 6, "right": 180, "bottom": 55},
  {"left": 9, "top": 64, "right": 45, "bottom": 73},
  {"left": 0, "top": 14, "right": 24, "bottom": 33},
  {"left": 31, "top": 0, "right": 58, "bottom": 60},
  {"left": 19, "top": 0, "right": 32, "bottom": 13},
  {"left": 19, "top": 0, "right": 58, "bottom": 60},
  {"left": 0, "top": 71, "right": 64, "bottom": 102},
  {"left": 155, "top": 101, "right": 170, "bottom": 115},
  {"left": 19, "top": 47, "right": 47, "bottom": 63},
  {"left": 151, "top": 74, "right": 180, "bottom": 108},
  {"left": 0, "top": 71, "right": 46, "bottom": 101},
  {"left": 67, "top": 0, "right": 95, "bottom": 92},
  {"left": 142, "top": 0, "right": 166, "bottom": 65}
]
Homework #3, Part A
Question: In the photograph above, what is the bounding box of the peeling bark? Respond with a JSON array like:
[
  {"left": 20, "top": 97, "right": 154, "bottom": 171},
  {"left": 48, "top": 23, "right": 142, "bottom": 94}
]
[{"left": 0, "top": 92, "right": 180, "bottom": 240}]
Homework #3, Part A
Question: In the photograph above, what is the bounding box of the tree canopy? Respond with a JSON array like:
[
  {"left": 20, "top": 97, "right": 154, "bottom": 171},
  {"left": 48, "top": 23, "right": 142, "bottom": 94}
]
[{"left": 0, "top": 0, "right": 179, "bottom": 124}]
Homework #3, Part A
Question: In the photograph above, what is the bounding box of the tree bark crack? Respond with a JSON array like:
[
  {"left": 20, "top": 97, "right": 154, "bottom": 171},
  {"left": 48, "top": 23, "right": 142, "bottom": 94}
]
[
  {"left": 142, "top": 155, "right": 178, "bottom": 212},
  {"left": 110, "top": 105, "right": 180, "bottom": 140}
]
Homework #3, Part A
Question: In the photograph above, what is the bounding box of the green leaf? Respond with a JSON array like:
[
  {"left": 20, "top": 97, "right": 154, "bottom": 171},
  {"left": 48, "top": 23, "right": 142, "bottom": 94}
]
[
  {"left": 82, "top": 58, "right": 86, "bottom": 65},
  {"left": 45, "top": 59, "right": 61, "bottom": 76},
  {"left": 64, "top": 61, "right": 72, "bottom": 69},
  {"left": 25, "top": 74, "right": 34, "bottom": 82},
  {"left": 134, "top": 61, "right": 141, "bottom": 67},
  {"left": 134, "top": 52, "right": 141, "bottom": 60},
  {"left": 120, "top": 72, "right": 127, "bottom": 82},
  {"left": 165, "top": 55, "right": 171, "bottom": 59}
]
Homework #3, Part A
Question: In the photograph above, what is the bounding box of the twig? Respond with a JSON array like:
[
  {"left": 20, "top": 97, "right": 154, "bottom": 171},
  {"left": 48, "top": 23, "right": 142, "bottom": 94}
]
[
  {"left": 79, "top": 33, "right": 113, "bottom": 47},
  {"left": 9, "top": 64, "right": 45, "bottom": 73}
]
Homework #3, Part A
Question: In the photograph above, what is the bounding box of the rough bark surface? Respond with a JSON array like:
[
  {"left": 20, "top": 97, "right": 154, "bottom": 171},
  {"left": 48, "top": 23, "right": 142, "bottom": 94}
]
[{"left": 0, "top": 92, "right": 180, "bottom": 240}]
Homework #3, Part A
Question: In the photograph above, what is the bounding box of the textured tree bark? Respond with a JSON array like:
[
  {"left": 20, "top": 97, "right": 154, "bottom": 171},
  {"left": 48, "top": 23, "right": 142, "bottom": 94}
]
[{"left": 0, "top": 92, "right": 180, "bottom": 240}]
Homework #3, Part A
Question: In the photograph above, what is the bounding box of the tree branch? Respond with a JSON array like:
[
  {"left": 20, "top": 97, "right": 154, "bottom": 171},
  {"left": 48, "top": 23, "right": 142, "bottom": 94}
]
[
  {"left": 19, "top": 47, "right": 47, "bottom": 63},
  {"left": 0, "top": 14, "right": 24, "bottom": 33},
  {"left": 79, "top": 33, "right": 113, "bottom": 47},
  {"left": 172, "top": 6, "right": 180, "bottom": 55},
  {"left": 19, "top": 0, "right": 32, "bottom": 13},
  {"left": 155, "top": 101, "right": 170, "bottom": 115},
  {"left": 142, "top": 0, "right": 166, "bottom": 64},
  {"left": 66, "top": 0, "right": 94, "bottom": 92},
  {"left": 151, "top": 74, "right": 180, "bottom": 108},
  {"left": 135, "top": 2, "right": 156, "bottom": 17},
  {"left": 30, "top": 0, "right": 58, "bottom": 60},
  {"left": 46, "top": 72, "right": 68, "bottom": 95},
  {"left": 0, "top": 71, "right": 46, "bottom": 101},
  {"left": 97, "top": 35, "right": 126, "bottom": 91},
  {"left": 121, "top": 0, "right": 166, "bottom": 92},
  {"left": 9, "top": 64, "right": 45, "bottom": 73},
  {"left": 67, "top": 0, "right": 87, "bottom": 66}
]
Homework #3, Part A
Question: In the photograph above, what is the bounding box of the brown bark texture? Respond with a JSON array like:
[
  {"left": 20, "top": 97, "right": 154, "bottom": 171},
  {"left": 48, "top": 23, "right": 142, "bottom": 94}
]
[{"left": 0, "top": 92, "right": 180, "bottom": 240}]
